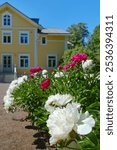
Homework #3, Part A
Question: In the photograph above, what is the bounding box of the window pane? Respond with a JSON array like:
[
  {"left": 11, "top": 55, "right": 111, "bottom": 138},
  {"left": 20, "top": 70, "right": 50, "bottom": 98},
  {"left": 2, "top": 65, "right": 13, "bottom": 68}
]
[
  {"left": 8, "top": 56, "right": 11, "bottom": 65},
  {"left": 21, "top": 37, "right": 24, "bottom": 43},
  {"left": 20, "top": 33, "right": 28, "bottom": 44},
  {"left": 20, "top": 55, "right": 29, "bottom": 68},
  {"left": 48, "top": 60, "right": 51, "bottom": 67},
  {"left": 49, "top": 56, "right": 55, "bottom": 59},
  {"left": 4, "top": 57, "right": 6, "bottom": 64},
  {"left": 25, "top": 59, "right": 28, "bottom": 67},
  {"left": 42, "top": 37, "right": 46, "bottom": 44},
  {"left": 8, "top": 19, "right": 10, "bottom": 25},
  {"left": 8, "top": 36, "right": 11, "bottom": 43},
  {"left": 3, "top": 36, "right": 6, "bottom": 43},
  {"left": 3, "top": 14, "right": 11, "bottom": 26},
  {"left": 25, "top": 37, "right": 28, "bottom": 43},
  {"left": 3, "top": 32, "right": 11, "bottom": 43},
  {"left": 48, "top": 56, "right": 56, "bottom": 67},
  {"left": 21, "top": 56, "right": 28, "bottom": 58},
  {"left": 20, "top": 59, "right": 24, "bottom": 67},
  {"left": 4, "top": 19, "right": 6, "bottom": 25},
  {"left": 53, "top": 60, "right": 56, "bottom": 67}
]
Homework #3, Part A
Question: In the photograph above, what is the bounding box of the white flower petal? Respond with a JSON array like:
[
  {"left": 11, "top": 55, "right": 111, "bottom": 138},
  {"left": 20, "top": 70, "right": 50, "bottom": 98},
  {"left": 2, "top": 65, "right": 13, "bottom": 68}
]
[
  {"left": 82, "top": 60, "right": 94, "bottom": 70},
  {"left": 54, "top": 72, "right": 64, "bottom": 78},
  {"left": 47, "top": 107, "right": 74, "bottom": 145},
  {"left": 76, "top": 124, "right": 92, "bottom": 135},
  {"left": 45, "top": 94, "right": 73, "bottom": 113},
  {"left": 80, "top": 111, "right": 89, "bottom": 120},
  {"left": 42, "top": 70, "right": 48, "bottom": 78},
  {"left": 82, "top": 116, "right": 95, "bottom": 127}
]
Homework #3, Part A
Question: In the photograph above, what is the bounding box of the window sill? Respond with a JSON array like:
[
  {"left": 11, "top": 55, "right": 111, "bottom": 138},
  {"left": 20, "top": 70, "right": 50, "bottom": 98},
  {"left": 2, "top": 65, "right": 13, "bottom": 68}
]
[
  {"left": 2, "top": 43, "right": 12, "bottom": 44},
  {"left": 19, "top": 43, "right": 29, "bottom": 45},
  {"left": 19, "top": 67, "right": 29, "bottom": 69}
]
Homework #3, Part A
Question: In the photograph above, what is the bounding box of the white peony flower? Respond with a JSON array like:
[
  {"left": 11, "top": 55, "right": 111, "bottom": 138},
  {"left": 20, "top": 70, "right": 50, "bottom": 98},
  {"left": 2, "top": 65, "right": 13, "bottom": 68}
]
[
  {"left": 32, "top": 72, "right": 38, "bottom": 78},
  {"left": 82, "top": 60, "right": 94, "bottom": 70},
  {"left": 47, "top": 103, "right": 95, "bottom": 145},
  {"left": 54, "top": 72, "right": 64, "bottom": 78},
  {"left": 47, "top": 106, "right": 75, "bottom": 145},
  {"left": 10, "top": 79, "right": 18, "bottom": 86},
  {"left": 45, "top": 94, "right": 74, "bottom": 113},
  {"left": 74, "top": 111, "right": 95, "bottom": 135},
  {"left": 42, "top": 69, "right": 48, "bottom": 78},
  {"left": 3, "top": 75, "right": 27, "bottom": 112},
  {"left": 3, "top": 95, "right": 14, "bottom": 113},
  {"left": 17, "top": 75, "right": 27, "bottom": 85},
  {"left": 7, "top": 84, "right": 18, "bottom": 94}
]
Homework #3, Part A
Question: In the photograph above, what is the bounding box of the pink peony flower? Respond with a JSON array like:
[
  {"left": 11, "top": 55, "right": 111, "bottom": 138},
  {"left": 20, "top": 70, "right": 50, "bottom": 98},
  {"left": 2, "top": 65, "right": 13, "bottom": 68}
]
[
  {"left": 30, "top": 67, "right": 42, "bottom": 76},
  {"left": 71, "top": 54, "right": 81, "bottom": 62},
  {"left": 71, "top": 53, "right": 87, "bottom": 63},
  {"left": 63, "top": 64, "right": 70, "bottom": 71},
  {"left": 63, "top": 63, "right": 76, "bottom": 71},
  {"left": 39, "top": 79, "right": 51, "bottom": 89},
  {"left": 69, "top": 63, "right": 76, "bottom": 68}
]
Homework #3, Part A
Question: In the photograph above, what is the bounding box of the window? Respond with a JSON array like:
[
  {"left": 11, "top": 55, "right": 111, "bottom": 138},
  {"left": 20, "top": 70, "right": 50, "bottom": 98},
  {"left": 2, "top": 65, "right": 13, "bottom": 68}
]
[
  {"left": 2, "top": 13, "right": 12, "bottom": 27},
  {"left": 47, "top": 55, "right": 57, "bottom": 68},
  {"left": 19, "top": 32, "right": 29, "bottom": 44},
  {"left": 2, "top": 31, "right": 12, "bottom": 44},
  {"left": 41, "top": 37, "right": 47, "bottom": 44},
  {"left": 19, "top": 55, "right": 29, "bottom": 68}
]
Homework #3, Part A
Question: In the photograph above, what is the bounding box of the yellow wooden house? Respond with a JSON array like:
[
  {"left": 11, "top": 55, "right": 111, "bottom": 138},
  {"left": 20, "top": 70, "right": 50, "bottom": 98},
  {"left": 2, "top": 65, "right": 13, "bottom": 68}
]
[{"left": 0, "top": 2, "right": 69, "bottom": 77}]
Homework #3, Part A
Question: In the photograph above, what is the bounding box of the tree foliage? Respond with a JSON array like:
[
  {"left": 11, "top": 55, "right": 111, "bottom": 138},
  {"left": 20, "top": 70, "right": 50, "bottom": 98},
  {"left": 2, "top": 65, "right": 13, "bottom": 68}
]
[
  {"left": 87, "top": 25, "right": 100, "bottom": 53},
  {"left": 67, "top": 23, "right": 89, "bottom": 47},
  {"left": 61, "top": 24, "right": 100, "bottom": 66}
]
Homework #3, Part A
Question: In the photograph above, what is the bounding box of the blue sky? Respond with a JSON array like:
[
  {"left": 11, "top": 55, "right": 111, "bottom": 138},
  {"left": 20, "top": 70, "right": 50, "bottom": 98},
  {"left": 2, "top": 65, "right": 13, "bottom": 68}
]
[{"left": 0, "top": 0, "right": 100, "bottom": 34}]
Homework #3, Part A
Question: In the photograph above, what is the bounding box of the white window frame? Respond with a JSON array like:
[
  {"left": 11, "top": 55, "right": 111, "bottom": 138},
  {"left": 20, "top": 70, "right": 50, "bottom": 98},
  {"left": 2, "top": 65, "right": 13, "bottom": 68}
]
[
  {"left": 19, "top": 31, "right": 29, "bottom": 44},
  {"left": 2, "top": 31, "right": 12, "bottom": 44},
  {"left": 47, "top": 54, "right": 57, "bottom": 69},
  {"left": 19, "top": 54, "right": 30, "bottom": 69},
  {"left": 2, "top": 12, "right": 12, "bottom": 28},
  {"left": 41, "top": 36, "right": 47, "bottom": 45}
]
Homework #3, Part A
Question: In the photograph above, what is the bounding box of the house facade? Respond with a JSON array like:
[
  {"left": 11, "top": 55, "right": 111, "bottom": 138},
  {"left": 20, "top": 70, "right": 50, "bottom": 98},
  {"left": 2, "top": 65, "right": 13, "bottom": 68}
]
[{"left": 0, "top": 2, "right": 69, "bottom": 75}]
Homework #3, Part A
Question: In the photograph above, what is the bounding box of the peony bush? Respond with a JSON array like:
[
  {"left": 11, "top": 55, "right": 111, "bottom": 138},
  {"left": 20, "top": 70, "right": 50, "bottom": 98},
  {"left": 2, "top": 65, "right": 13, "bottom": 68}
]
[{"left": 3, "top": 52, "right": 100, "bottom": 150}]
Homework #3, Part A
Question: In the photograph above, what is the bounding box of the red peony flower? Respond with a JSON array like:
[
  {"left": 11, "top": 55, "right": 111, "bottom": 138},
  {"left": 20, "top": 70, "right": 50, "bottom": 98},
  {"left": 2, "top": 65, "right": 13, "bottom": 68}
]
[
  {"left": 71, "top": 53, "right": 87, "bottom": 63},
  {"left": 30, "top": 67, "right": 42, "bottom": 76},
  {"left": 39, "top": 79, "right": 51, "bottom": 89}
]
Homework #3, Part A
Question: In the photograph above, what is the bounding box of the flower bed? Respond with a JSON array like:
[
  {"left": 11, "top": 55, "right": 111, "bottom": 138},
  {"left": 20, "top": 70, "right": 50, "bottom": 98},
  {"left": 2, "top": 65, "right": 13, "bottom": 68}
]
[{"left": 3, "top": 53, "right": 100, "bottom": 150}]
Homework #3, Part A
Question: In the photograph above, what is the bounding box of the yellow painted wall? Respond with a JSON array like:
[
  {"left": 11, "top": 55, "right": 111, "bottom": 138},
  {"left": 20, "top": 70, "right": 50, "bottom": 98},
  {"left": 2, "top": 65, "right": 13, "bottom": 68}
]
[
  {"left": 38, "top": 35, "right": 65, "bottom": 69},
  {"left": 47, "top": 36, "right": 65, "bottom": 40}
]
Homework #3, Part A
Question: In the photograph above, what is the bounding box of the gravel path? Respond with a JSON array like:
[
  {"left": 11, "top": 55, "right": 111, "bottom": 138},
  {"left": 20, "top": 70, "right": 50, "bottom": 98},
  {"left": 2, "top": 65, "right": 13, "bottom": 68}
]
[{"left": 0, "top": 83, "right": 49, "bottom": 150}]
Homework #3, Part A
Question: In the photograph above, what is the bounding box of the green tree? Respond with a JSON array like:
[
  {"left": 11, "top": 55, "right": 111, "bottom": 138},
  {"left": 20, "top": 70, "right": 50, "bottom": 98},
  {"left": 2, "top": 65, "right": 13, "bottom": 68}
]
[
  {"left": 88, "top": 25, "right": 100, "bottom": 53},
  {"left": 67, "top": 23, "right": 89, "bottom": 47}
]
